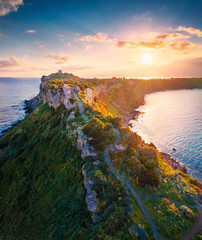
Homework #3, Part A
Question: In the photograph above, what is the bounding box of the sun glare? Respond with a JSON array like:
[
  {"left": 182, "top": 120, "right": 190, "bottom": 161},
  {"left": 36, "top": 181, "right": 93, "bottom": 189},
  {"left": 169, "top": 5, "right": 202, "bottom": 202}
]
[{"left": 142, "top": 54, "right": 153, "bottom": 64}]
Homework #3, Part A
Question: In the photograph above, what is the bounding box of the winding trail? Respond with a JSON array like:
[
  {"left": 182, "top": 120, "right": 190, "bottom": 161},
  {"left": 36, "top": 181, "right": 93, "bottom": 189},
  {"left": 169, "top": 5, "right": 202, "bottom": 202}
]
[
  {"left": 74, "top": 92, "right": 202, "bottom": 240},
  {"left": 74, "top": 91, "right": 161, "bottom": 240},
  {"left": 104, "top": 150, "right": 162, "bottom": 240}
]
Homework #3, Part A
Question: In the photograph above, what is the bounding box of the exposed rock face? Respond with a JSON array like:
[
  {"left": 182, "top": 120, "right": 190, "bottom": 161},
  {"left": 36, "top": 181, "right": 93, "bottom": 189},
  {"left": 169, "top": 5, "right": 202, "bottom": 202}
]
[
  {"left": 114, "top": 143, "right": 126, "bottom": 151},
  {"left": 82, "top": 165, "right": 98, "bottom": 222},
  {"left": 77, "top": 129, "right": 97, "bottom": 159},
  {"left": 161, "top": 152, "right": 187, "bottom": 173},
  {"left": 24, "top": 97, "right": 39, "bottom": 114},
  {"left": 85, "top": 85, "right": 109, "bottom": 104},
  {"left": 38, "top": 82, "right": 76, "bottom": 110}
]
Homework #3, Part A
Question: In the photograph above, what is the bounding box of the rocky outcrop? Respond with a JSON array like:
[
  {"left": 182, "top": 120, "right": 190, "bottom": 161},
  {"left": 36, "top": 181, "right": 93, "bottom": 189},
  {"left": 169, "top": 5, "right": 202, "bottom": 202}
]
[
  {"left": 24, "top": 97, "right": 39, "bottom": 114},
  {"left": 85, "top": 84, "right": 110, "bottom": 104},
  {"left": 161, "top": 152, "right": 187, "bottom": 173},
  {"left": 38, "top": 83, "right": 77, "bottom": 110},
  {"left": 77, "top": 129, "right": 97, "bottom": 159},
  {"left": 82, "top": 165, "right": 98, "bottom": 222}
]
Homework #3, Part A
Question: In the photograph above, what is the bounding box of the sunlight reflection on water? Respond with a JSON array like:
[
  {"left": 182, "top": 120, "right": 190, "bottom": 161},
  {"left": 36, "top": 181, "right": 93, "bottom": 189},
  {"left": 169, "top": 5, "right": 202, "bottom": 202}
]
[{"left": 130, "top": 89, "right": 202, "bottom": 181}]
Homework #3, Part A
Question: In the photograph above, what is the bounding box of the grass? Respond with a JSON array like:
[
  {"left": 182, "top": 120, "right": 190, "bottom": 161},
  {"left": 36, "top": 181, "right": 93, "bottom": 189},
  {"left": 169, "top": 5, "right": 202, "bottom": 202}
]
[
  {"left": 0, "top": 73, "right": 202, "bottom": 239},
  {"left": 0, "top": 103, "right": 146, "bottom": 240},
  {"left": 142, "top": 197, "right": 199, "bottom": 240}
]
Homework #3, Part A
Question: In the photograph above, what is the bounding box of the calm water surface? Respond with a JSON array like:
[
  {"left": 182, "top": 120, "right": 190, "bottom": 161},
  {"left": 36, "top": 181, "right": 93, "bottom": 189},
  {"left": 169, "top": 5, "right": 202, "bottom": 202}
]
[
  {"left": 0, "top": 78, "right": 40, "bottom": 134},
  {"left": 130, "top": 89, "right": 202, "bottom": 181}
]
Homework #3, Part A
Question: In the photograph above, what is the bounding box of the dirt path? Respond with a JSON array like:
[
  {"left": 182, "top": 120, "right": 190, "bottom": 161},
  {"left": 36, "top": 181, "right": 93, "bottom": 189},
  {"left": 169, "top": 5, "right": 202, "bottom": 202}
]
[
  {"left": 180, "top": 208, "right": 202, "bottom": 240},
  {"left": 75, "top": 95, "right": 162, "bottom": 240},
  {"left": 104, "top": 150, "right": 162, "bottom": 240}
]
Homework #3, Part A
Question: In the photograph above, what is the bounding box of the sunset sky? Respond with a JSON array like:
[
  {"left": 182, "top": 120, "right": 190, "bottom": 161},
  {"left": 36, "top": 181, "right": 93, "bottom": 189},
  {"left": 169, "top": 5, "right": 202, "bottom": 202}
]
[{"left": 0, "top": 0, "right": 202, "bottom": 78}]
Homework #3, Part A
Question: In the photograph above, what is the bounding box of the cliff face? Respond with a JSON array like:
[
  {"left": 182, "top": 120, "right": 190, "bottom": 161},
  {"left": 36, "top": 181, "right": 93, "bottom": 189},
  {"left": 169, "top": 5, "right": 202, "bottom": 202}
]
[
  {"left": 38, "top": 81, "right": 80, "bottom": 110},
  {"left": 0, "top": 73, "right": 201, "bottom": 240}
]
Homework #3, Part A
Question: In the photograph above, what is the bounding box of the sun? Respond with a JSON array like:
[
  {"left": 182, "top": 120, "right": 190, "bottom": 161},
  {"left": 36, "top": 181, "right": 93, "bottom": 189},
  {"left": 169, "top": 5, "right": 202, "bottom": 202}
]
[{"left": 142, "top": 54, "right": 153, "bottom": 64}]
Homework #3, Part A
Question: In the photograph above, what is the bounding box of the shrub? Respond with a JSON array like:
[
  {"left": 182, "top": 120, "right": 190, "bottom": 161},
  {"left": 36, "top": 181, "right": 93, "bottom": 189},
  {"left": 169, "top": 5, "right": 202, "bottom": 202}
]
[
  {"left": 161, "top": 198, "right": 170, "bottom": 206},
  {"left": 82, "top": 117, "right": 115, "bottom": 152},
  {"left": 167, "top": 203, "right": 180, "bottom": 216},
  {"left": 138, "top": 168, "right": 160, "bottom": 187},
  {"left": 179, "top": 205, "right": 195, "bottom": 219},
  {"left": 138, "top": 146, "right": 158, "bottom": 163}
]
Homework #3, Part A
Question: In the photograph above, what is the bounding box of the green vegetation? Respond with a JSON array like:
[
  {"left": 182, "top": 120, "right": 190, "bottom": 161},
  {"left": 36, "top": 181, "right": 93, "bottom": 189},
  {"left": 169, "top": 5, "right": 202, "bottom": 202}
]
[
  {"left": 142, "top": 197, "right": 198, "bottom": 240},
  {"left": 0, "top": 73, "right": 202, "bottom": 239},
  {"left": 192, "top": 230, "right": 202, "bottom": 240},
  {"left": 82, "top": 117, "right": 116, "bottom": 152},
  {"left": 0, "top": 104, "right": 131, "bottom": 239}
]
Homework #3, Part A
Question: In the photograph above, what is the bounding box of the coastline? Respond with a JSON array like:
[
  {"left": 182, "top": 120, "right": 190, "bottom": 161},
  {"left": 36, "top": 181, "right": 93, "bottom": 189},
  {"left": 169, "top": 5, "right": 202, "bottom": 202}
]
[
  {"left": 0, "top": 97, "right": 38, "bottom": 137},
  {"left": 127, "top": 92, "right": 189, "bottom": 174}
]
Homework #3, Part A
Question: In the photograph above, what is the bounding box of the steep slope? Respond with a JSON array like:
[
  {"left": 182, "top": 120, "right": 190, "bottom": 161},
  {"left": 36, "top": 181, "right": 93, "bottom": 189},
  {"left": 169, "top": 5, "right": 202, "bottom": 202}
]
[{"left": 0, "top": 73, "right": 201, "bottom": 240}]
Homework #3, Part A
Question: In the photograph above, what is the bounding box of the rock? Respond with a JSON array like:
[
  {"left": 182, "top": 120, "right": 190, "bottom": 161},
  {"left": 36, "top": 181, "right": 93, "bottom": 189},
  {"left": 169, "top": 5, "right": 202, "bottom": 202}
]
[
  {"left": 24, "top": 97, "right": 39, "bottom": 114},
  {"left": 115, "top": 143, "right": 126, "bottom": 151},
  {"left": 82, "top": 165, "right": 98, "bottom": 222},
  {"left": 76, "top": 129, "right": 97, "bottom": 159},
  {"left": 37, "top": 80, "right": 76, "bottom": 111},
  {"left": 161, "top": 152, "right": 187, "bottom": 173},
  {"left": 67, "top": 111, "right": 75, "bottom": 121}
]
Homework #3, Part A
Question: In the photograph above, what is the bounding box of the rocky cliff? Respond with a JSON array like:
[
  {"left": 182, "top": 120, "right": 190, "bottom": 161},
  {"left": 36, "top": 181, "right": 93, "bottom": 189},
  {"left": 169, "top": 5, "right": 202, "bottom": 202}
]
[{"left": 0, "top": 73, "right": 201, "bottom": 240}]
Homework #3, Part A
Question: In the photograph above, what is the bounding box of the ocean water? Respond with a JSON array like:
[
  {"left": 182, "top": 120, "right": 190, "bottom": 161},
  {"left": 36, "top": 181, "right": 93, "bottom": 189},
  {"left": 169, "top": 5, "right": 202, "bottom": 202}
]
[
  {"left": 0, "top": 78, "right": 40, "bottom": 134},
  {"left": 130, "top": 89, "right": 202, "bottom": 181}
]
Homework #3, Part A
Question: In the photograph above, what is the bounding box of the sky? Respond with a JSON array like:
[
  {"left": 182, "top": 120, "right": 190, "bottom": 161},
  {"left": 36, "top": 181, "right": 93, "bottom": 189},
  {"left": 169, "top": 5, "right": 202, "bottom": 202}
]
[{"left": 0, "top": 0, "right": 202, "bottom": 78}]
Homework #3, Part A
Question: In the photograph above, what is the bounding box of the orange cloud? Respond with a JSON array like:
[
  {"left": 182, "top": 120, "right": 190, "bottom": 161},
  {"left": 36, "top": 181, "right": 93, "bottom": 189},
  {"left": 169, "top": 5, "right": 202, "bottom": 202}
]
[
  {"left": 117, "top": 40, "right": 165, "bottom": 49},
  {"left": 45, "top": 53, "right": 71, "bottom": 64},
  {"left": 0, "top": 0, "right": 23, "bottom": 16},
  {"left": 117, "top": 38, "right": 197, "bottom": 52},
  {"left": 0, "top": 56, "right": 26, "bottom": 68},
  {"left": 156, "top": 33, "right": 190, "bottom": 40},
  {"left": 78, "top": 33, "right": 107, "bottom": 42},
  {"left": 168, "top": 40, "right": 197, "bottom": 52},
  {"left": 177, "top": 26, "right": 202, "bottom": 37},
  {"left": 198, "top": 32, "right": 202, "bottom": 37},
  {"left": 26, "top": 30, "right": 36, "bottom": 33}
]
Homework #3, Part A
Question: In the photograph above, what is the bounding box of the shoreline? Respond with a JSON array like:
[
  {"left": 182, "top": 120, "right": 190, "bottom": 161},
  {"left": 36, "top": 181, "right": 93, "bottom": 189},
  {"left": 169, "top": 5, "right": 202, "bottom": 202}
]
[
  {"left": 0, "top": 97, "right": 38, "bottom": 137},
  {"left": 127, "top": 94, "right": 189, "bottom": 174}
]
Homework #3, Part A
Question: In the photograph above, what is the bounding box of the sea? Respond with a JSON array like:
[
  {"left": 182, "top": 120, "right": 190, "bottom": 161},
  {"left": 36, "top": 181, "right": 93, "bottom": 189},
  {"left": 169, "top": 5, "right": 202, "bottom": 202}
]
[
  {"left": 0, "top": 78, "right": 40, "bottom": 134},
  {"left": 130, "top": 89, "right": 202, "bottom": 181},
  {"left": 0, "top": 78, "right": 201, "bottom": 181}
]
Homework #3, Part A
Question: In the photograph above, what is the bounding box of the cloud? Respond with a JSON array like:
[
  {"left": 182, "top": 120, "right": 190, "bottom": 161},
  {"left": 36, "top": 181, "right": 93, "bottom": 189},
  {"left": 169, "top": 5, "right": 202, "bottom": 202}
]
[
  {"left": 177, "top": 26, "right": 202, "bottom": 37},
  {"left": 156, "top": 33, "right": 190, "bottom": 40},
  {"left": 117, "top": 40, "right": 165, "bottom": 49},
  {"left": 198, "top": 32, "right": 202, "bottom": 37},
  {"left": 0, "top": 0, "right": 23, "bottom": 16},
  {"left": 78, "top": 32, "right": 107, "bottom": 42},
  {"left": 35, "top": 41, "right": 44, "bottom": 48},
  {"left": 26, "top": 29, "right": 36, "bottom": 33},
  {"left": 117, "top": 38, "right": 197, "bottom": 52},
  {"left": 65, "top": 42, "right": 71, "bottom": 47},
  {"left": 85, "top": 44, "right": 94, "bottom": 50},
  {"left": 45, "top": 52, "right": 71, "bottom": 64},
  {"left": 168, "top": 40, "right": 196, "bottom": 52},
  {"left": 0, "top": 56, "right": 26, "bottom": 68},
  {"left": 57, "top": 34, "right": 65, "bottom": 42}
]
